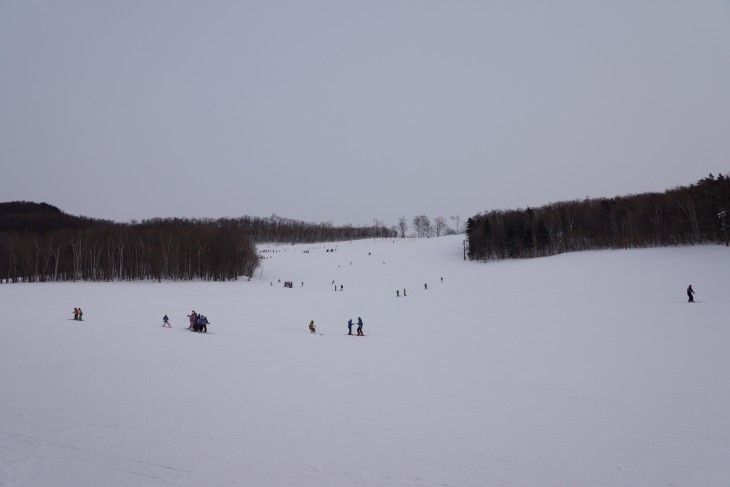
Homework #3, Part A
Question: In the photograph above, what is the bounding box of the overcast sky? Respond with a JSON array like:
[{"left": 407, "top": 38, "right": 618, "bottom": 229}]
[{"left": 1, "top": 1, "right": 729, "bottom": 227}]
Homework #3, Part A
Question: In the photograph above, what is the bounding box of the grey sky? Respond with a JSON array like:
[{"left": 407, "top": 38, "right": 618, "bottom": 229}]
[{"left": 2, "top": 1, "right": 729, "bottom": 227}]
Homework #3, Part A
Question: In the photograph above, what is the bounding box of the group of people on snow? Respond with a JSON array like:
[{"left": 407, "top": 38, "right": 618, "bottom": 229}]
[
  {"left": 187, "top": 310, "right": 209, "bottom": 333},
  {"left": 347, "top": 317, "right": 364, "bottom": 336},
  {"left": 308, "top": 317, "right": 364, "bottom": 336},
  {"left": 72, "top": 307, "right": 83, "bottom": 321}
]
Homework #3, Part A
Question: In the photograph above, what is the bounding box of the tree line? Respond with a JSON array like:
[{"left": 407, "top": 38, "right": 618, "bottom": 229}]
[
  {"left": 466, "top": 174, "right": 730, "bottom": 262},
  {"left": 395, "top": 215, "right": 462, "bottom": 238},
  {"left": 0, "top": 203, "right": 395, "bottom": 283},
  {"left": 207, "top": 214, "right": 395, "bottom": 243}
]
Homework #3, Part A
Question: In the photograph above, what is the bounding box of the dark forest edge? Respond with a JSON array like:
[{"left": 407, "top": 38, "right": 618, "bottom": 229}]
[
  {"left": 466, "top": 173, "right": 730, "bottom": 262},
  {"left": 0, "top": 204, "right": 395, "bottom": 283}
]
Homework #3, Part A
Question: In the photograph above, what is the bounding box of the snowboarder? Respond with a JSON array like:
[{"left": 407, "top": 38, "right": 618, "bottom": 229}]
[
  {"left": 309, "top": 320, "right": 316, "bottom": 334},
  {"left": 687, "top": 285, "right": 695, "bottom": 302},
  {"left": 162, "top": 315, "right": 171, "bottom": 327},
  {"left": 356, "top": 317, "right": 364, "bottom": 336},
  {"left": 347, "top": 319, "right": 354, "bottom": 335},
  {"left": 73, "top": 308, "right": 78, "bottom": 320}
]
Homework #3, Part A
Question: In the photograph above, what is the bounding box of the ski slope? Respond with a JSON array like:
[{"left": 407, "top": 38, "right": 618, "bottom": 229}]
[{"left": 1, "top": 235, "right": 729, "bottom": 486}]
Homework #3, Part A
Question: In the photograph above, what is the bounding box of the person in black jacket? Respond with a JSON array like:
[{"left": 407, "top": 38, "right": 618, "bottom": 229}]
[{"left": 687, "top": 285, "right": 695, "bottom": 302}]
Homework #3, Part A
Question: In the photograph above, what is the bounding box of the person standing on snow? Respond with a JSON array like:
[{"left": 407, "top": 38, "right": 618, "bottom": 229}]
[
  {"left": 77, "top": 308, "right": 83, "bottom": 321},
  {"left": 356, "top": 317, "right": 364, "bottom": 336},
  {"left": 687, "top": 285, "right": 695, "bottom": 302},
  {"left": 309, "top": 320, "right": 316, "bottom": 334},
  {"left": 73, "top": 308, "right": 79, "bottom": 320},
  {"left": 162, "top": 315, "right": 171, "bottom": 327},
  {"left": 347, "top": 319, "right": 354, "bottom": 335}
]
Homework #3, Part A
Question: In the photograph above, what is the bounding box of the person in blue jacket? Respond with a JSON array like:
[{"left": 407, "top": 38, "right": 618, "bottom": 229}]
[{"left": 347, "top": 319, "right": 354, "bottom": 335}]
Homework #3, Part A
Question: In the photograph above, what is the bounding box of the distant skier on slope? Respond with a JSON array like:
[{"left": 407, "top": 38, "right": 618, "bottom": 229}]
[
  {"left": 309, "top": 320, "right": 316, "bottom": 334},
  {"left": 687, "top": 285, "right": 695, "bottom": 302},
  {"left": 356, "top": 317, "right": 364, "bottom": 336},
  {"left": 347, "top": 319, "right": 354, "bottom": 335},
  {"left": 162, "top": 315, "right": 171, "bottom": 327}
]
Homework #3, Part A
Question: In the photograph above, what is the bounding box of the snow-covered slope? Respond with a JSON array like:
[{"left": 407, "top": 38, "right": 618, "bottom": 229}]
[{"left": 1, "top": 235, "right": 728, "bottom": 486}]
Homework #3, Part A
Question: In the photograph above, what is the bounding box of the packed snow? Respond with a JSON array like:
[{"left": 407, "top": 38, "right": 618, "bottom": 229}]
[{"left": 1, "top": 235, "right": 729, "bottom": 486}]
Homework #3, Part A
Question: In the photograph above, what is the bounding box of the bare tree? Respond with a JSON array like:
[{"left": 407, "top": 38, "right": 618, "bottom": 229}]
[
  {"left": 398, "top": 217, "right": 408, "bottom": 238},
  {"left": 434, "top": 217, "right": 448, "bottom": 237},
  {"left": 412, "top": 215, "right": 432, "bottom": 238},
  {"left": 450, "top": 215, "right": 461, "bottom": 233}
]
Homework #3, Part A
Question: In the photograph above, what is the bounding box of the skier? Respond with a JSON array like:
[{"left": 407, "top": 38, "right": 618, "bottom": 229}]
[
  {"left": 356, "top": 317, "right": 364, "bottom": 336},
  {"left": 687, "top": 285, "right": 695, "bottom": 302},
  {"left": 403, "top": 288, "right": 407, "bottom": 297},
  {"left": 309, "top": 320, "right": 316, "bottom": 334},
  {"left": 188, "top": 311, "right": 197, "bottom": 330},
  {"left": 340, "top": 284, "right": 343, "bottom": 291},
  {"left": 77, "top": 308, "right": 83, "bottom": 321},
  {"left": 73, "top": 308, "right": 79, "bottom": 320},
  {"left": 424, "top": 283, "right": 428, "bottom": 290},
  {"left": 440, "top": 277, "right": 443, "bottom": 283},
  {"left": 347, "top": 319, "right": 354, "bottom": 335},
  {"left": 162, "top": 314, "right": 171, "bottom": 327},
  {"left": 200, "top": 315, "right": 208, "bottom": 333},
  {"left": 396, "top": 290, "right": 400, "bottom": 297}
]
